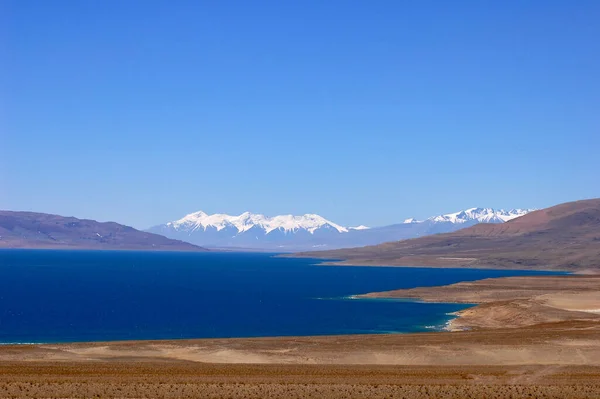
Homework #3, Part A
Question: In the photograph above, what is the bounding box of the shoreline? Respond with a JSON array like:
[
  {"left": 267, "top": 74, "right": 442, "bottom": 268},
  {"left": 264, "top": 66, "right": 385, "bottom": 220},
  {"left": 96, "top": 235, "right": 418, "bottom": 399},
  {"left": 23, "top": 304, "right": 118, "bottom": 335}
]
[
  {"left": 345, "top": 295, "right": 474, "bottom": 333},
  {"left": 0, "top": 274, "right": 596, "bottom": 348},
  {"left": 0, "top": 272, "right": 586, "bottom": 346},
  {"left": 2, "top": 317, "right": 599, "bottom": 365},
  {"left": 313, "top": 258, "right": 586, "bottom": 273},
  {"left": 357, "top": 274, "right": 600, "bottom": 330}
]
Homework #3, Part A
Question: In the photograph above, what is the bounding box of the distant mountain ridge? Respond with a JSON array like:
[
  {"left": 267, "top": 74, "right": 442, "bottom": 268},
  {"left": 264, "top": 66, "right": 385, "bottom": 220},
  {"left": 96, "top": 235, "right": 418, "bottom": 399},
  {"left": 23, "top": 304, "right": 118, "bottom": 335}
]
[
  {"left": 292, "top": 199, "right": 600, "bottom": 272},
  {"left": 167, "top": 211, "right": 348, "bottom": 234},
  {"left": 0, "top": 211, "right": 205, "bottom": 251},
  {"left": 148, "top": 207, "right": 535, "bottom": 251},
  {"left": 405, "top": 208, "right": 533, "bottom": 224}
]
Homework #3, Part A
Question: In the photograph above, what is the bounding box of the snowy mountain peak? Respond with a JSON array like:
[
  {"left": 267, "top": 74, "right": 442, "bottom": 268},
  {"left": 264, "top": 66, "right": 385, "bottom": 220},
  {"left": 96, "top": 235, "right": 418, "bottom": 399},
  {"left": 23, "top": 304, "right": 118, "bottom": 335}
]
[
  {"left": 403, "top": 218, "right": 420, "bottom": 224},
  {"left": 426, "top": 207, "right": 534, "bottom": 224},
  {"left": 167, "top": 211, "right": 349, "bottom": 234},
  {"left": 349, "top": 225, "right": 370, "bottom": 230}
]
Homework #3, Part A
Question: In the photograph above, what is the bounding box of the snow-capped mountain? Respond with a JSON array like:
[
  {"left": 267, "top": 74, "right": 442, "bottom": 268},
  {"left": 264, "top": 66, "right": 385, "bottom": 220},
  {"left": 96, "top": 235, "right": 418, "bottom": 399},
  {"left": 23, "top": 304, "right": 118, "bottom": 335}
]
[
  {"left": 166, "top": 211, "right": 348, "bottom": 234},
  {"left": 147, "top": 211, "right": 351, "bottom": 250},
  {"left": 403, "top": 218, "right": 420, "bottom": 224},
  {"left": 405, "top": 208, "right": 534, "bottom": 225},
  {"left": 349, "top": 225, "right": 370, "bottom": 230},
  {"left": 147, "top": 207, "right": 534, "bottom": 251}
]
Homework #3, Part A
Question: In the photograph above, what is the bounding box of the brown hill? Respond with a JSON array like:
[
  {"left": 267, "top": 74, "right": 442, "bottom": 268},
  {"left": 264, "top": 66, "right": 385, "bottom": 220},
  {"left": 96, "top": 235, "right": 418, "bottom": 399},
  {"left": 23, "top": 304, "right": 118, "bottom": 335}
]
[
  {"left": 293, "top": 199, "right": 600, "bottom": 272},
  {"left": 0, "top": 211, "right": 205, "bottom": 251}
]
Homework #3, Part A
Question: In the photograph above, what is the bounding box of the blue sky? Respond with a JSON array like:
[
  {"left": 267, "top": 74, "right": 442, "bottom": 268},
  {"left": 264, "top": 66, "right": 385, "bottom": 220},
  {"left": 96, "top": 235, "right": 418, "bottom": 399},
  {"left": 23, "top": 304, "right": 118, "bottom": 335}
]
[{"left": 2, "top": 1, "right": 599, "bottom": 229}]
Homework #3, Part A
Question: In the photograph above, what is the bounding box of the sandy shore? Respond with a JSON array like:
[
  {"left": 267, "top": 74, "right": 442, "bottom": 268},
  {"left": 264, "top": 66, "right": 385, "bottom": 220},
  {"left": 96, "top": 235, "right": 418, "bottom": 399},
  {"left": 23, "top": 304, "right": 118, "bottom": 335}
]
[
  {"left": 358, "top": 275, "right": 600, "bottom": 330},
  {"left": 1, "top": 274, "right": 599, "bottom": 398},
  {"left": 2, "top": 319, "right": 600, "bottom": 365}
]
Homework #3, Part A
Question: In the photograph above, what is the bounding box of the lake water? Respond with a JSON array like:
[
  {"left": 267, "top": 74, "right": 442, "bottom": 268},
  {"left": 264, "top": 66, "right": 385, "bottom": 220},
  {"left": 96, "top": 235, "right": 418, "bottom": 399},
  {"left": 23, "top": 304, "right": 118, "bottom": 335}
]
[{"left": 0, "top": 250, "right": 557, "bottom": 343}]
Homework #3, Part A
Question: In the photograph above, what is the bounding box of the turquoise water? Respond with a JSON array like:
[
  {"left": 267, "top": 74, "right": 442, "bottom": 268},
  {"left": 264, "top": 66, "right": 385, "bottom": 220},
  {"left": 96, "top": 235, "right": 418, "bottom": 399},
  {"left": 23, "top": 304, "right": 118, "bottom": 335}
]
[{"left": 0, "top": 250, "right": 558, "bottom": 343}]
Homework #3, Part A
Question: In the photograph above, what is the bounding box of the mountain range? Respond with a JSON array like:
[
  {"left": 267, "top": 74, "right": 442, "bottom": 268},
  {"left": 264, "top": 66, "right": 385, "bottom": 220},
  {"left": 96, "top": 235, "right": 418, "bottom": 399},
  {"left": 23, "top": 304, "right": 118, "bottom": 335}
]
[
  {"left": 0, "top": 211, "right": 204, "bottom": 251},
  {"left": 292, "top": 199, "right": 600, "bottom": 272},
  {"left": 147, "top": 208, "right": 534, "bottom": 251}
]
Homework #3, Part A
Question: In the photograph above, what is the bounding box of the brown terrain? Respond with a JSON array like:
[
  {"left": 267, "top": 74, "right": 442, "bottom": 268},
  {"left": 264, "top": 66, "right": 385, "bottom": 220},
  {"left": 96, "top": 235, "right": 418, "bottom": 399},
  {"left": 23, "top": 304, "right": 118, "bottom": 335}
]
[
  {"left": 292, "top": 198, "right": 600, "bottom": 272},
  {"left": 0, "top": 210, "right": 204, "bottom": 251},
  {"left": 2, "top": 361, "right": 599, "bottom": 399}
]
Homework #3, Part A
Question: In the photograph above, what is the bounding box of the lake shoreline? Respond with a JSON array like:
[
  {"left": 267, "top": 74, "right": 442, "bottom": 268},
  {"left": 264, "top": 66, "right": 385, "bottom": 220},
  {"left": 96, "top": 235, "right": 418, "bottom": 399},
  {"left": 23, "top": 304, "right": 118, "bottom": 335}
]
[
  {"left": 1, "top": 274, "right": 597, "bottom": 350},
  {"left": 2, "top": 272, "right": 599, "bottom": 397},
  {"left": 356, "top": 274, "right": 600, "bottom": 330}
]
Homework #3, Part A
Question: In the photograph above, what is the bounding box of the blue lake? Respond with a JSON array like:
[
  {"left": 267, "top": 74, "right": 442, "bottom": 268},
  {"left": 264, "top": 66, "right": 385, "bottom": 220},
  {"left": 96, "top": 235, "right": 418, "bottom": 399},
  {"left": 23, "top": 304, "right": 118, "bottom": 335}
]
[{"left": 0, "top": 250, "right": 558, "bottom": 343}]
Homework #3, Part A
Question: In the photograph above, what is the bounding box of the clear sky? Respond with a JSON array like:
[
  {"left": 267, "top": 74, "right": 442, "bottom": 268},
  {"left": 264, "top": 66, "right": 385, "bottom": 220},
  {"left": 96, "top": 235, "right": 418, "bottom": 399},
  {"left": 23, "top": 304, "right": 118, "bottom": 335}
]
[{"left": 2, "top": 1, "right": 599, "bottom": 229}]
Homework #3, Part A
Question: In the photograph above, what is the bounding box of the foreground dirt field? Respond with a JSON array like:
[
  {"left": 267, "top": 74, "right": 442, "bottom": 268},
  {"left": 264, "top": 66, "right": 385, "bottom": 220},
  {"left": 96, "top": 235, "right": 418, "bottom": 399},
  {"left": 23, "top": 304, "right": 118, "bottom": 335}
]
[{"left": 1, "top": 362, "right": 600, "bottom": 398}]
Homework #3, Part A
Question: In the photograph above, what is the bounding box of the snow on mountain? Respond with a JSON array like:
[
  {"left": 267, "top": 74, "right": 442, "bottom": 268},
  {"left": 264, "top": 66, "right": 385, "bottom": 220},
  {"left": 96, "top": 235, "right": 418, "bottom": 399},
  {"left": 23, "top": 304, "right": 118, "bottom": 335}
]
[
  {"left": 149, "top": 207, "right": 535, "bottom": 251},
  {"left": 408, "top": 208, "right": 534, "bottom": 225},
  {"left": 167, "top": 211, "right": 348, "bottom": 234},
  {"left": 403, "top": 218, "right": 420, "bottom": 224},
  {"left": 349, "top": 225, "right": 370, "bottom": 230}
]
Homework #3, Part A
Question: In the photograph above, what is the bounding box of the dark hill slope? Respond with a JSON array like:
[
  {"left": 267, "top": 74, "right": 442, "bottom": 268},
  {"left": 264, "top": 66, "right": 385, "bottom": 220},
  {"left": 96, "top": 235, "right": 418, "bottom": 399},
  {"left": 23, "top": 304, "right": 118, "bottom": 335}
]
[
  {"left": 0, "top": 211, "right": 205, "bottom": 251},
  {"left": 293, "top": 199, "right": 600, "bottom": 272}
]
